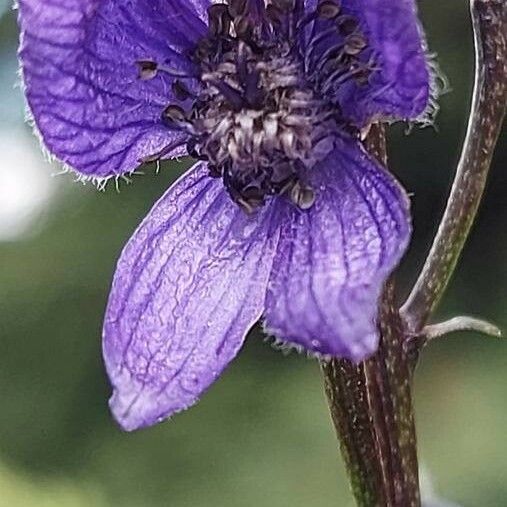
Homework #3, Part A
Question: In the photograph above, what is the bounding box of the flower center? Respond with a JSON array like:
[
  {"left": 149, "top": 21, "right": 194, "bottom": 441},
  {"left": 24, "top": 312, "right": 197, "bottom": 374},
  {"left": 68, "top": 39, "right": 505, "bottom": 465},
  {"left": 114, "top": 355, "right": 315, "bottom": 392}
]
[
  {"left": 140, "top": 0, "right": 373, "bottom": 212},
  {"left": 187, "top": 36, "right": 337, "bottom": 211}
]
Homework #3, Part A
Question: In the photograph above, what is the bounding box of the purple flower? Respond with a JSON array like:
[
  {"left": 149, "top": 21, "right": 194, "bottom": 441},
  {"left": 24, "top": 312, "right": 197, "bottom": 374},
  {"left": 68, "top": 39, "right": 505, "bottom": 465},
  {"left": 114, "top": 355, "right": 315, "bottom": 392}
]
[{"left": 18, "top": 0, "right": 431, "bottom": 430}]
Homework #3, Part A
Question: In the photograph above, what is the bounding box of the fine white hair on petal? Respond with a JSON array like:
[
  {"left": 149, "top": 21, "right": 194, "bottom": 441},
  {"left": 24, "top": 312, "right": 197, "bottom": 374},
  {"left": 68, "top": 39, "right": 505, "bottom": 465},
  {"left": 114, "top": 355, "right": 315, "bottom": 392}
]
[
  {"left": 17, "top": 0, "right": 197, "bottom": 181},
  {"left": 416, "top": 51, "right": 450, "bottom": 128},
  {"left": 15, "top": 16, "right": 133, "bottom": 191}
]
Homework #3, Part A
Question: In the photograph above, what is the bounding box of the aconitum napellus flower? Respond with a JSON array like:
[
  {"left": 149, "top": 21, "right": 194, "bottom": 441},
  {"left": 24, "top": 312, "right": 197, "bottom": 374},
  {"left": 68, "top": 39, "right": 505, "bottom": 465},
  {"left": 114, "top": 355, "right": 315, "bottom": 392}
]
[{"left": 18, "top": 0, "right": 431, "bottom": 430}]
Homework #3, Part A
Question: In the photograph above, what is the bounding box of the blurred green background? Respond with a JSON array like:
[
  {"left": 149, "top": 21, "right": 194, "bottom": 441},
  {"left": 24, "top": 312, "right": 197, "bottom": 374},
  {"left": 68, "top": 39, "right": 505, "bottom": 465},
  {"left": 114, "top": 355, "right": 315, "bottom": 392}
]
[{"left": 0, "top": 2, "right": 505, "bottom": 506}]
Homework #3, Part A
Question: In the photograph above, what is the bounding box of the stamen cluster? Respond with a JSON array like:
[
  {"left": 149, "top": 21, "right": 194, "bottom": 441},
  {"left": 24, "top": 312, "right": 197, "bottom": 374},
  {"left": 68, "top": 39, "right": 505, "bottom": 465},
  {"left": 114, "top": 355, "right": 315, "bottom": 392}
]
[{"left": 141, "top": 0, "right": 373, "bottom": 211}]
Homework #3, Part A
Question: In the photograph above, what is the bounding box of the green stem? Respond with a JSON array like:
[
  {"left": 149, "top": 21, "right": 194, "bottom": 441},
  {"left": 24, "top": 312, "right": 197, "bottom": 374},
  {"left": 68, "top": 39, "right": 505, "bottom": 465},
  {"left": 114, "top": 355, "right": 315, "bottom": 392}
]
[
  {"left": 322, "top": 2, "right": 506, "bottom": 505},
  {"left": 322, "top": 126, "right": 420, "bottom": 507},
  {"left": 322, "top": 281, "right": 420, "bottom": 507},
  {"left": 401, "top": 0, "right": 507, "bottom": 333}
]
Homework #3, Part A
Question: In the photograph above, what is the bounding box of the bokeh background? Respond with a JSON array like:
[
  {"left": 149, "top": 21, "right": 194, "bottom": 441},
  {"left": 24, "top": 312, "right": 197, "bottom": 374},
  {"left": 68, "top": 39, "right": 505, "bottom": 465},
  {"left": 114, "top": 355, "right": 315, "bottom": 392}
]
[{"left": 0, "top": 2, "right": 505, "bottom": 506}]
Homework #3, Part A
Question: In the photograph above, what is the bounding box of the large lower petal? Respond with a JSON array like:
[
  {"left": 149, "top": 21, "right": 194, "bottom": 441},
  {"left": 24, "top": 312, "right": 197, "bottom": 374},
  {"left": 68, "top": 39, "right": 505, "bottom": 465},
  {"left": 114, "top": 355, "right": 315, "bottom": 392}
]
[
  {"left": 264, "top": 138, "right": 411, "bottom": 361},
  {"left": 18, "top": 0, "right": 207, "bottom": 179},
  {"left": 103, "top": 162, "right": 280, "bottom": 431}
]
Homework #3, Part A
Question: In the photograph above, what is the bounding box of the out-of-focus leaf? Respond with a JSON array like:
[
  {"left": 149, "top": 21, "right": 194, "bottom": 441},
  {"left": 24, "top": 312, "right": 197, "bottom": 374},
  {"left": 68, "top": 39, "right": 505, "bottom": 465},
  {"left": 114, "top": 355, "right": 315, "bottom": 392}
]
[
  {"left": 0, "top": 461, "right": 105, "bottom": 507},
  {"left": 0, "top": 1, "right": 10, "bottom": 20}
]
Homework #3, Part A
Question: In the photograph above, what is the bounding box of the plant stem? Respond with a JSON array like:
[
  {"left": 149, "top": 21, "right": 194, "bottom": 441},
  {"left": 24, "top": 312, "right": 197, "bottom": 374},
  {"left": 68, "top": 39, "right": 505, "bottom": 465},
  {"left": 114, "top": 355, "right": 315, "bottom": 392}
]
[
  {"left": 322, "top": 125, "right": 420, "bottom": 507},
  {"left": 322, "top": 2, "right": 506, "bottom": 505},
  {"left": 401, "top": 0, "right": 507, "bottom": 334}
]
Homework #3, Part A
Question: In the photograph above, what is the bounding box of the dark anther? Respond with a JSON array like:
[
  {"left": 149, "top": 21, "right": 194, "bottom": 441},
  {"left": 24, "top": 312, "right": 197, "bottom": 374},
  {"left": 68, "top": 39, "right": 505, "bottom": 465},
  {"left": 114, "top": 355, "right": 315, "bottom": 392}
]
[
  {"left": 318, "top": 44, "right": 348, "bottom": 68},
  {"left": 136, "top": 60, "right": 158, "bottom": 80},
  {"left": 271, "top": 160, "right": 297, "bottom": 186},
  {"left": 354, "top": 68, "right": 370, "bottom": 86},
  {"left": 186, "top": 138, "right": 205, "bottom": 160},
  {"left": 244, "top": 71, "right": 264, "bottom": 108},
  {"left": 236, "top": 40, "right": 249, "bottom": 85},
  {"left": 236, "top": 198, "right": 258, "bottom": 214},
  {"left": 344, "top": 33, "right": 367, "bottom": 55},
  {"left": 349, "top": 61, "right": 372, "bottom": 85},
  {"left": 234, "top": 193, "right": 264, "bottom": 214},
  {"left": 337, "top": 15, "right": 359, "bottom": 36},
  {"left": 162, "top": 104, "right": 188, "bottom": 126},
  {"left": 208, "top": 3, "right": 232, "bottom": 37},
  {"left": 206, "top": 78, "right": 245, "bottom": 110},
  {"left": 172, "top": 80, "right": 193, "bottom": 101},
  {"left": 266, "top": 4, "right": 284, "bottom": 26},
  {"left": 208, "top": 164, "right": 222, "bottom": 178},
  {"left": 290, "top": 181, "right": 315, "bottom": 210},
  {"left": 226, "top": 0, "right": 257, "bottom": 40},
  {"left": 317, "top": 0, "right": 341, "bottom": 20},
  {"left": 272, "top": 0, "right": 296, "bottom": 13},
  {"left": 238, "top": 185, "right": 265, "bottom": 212},
  {"left": 227, "top": 0, "right": 248, "bottom": 19},
  {"left": 193, "top": 38, "right": 215, "bottom": 63},
  {"left": 234, "top": 15, "right": 254, "bottom": 40}
]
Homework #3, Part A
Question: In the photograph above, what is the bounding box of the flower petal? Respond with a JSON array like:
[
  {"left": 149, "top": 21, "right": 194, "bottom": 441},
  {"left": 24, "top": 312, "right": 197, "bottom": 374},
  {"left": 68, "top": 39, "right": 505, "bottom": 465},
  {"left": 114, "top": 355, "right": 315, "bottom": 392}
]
[
  {"left": 103, "top": 162, "right": 280, "bottom": 431},
  {"left": 17, "top": 0, "right": 207, "bottom": 179},
  {"left": 302, "top": 0, "right": 430, "bottom": 125},
  {"left": 339, "top": 0, "right": 431, "bottom": 125},
  {"left": 264, "top": 138, "right": 411, "bottom": 361}
]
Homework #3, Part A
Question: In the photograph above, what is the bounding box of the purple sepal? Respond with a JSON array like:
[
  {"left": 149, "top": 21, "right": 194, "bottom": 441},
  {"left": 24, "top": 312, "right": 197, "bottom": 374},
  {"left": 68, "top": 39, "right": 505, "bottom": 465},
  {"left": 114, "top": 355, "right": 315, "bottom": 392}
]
[
  {"left": 264, "top": 138, "right": 411, "bottom": 360},
  {"left": 338, "top": 0, "right": 431, "bottom": 125},
  {"left": 103, "top": 162, "right": 280, "bottom": 431},
  {"left": 17, "top": 0, "right": 206, "bottom": 179},
  {"left": 304, "top": 0, "right": 430, "bottom": 125}
]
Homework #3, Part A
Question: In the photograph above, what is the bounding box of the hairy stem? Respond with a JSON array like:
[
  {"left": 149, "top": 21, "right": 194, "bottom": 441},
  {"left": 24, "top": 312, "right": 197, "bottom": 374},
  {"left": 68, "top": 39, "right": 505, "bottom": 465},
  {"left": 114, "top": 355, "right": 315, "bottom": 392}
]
[
  {"left": 322, "top": 125, "right": 420, "bottom": 506},
  {"left": 402, "top": 0, "right": 507, "bottom": 333},
  {"left": 322, "top": 284, "right": 420, "bottom": 507},
  {"left": 407, "top": 316, "right": 503, "bottom": 369},
  {"left": 422, "top": 316, "right": 502, "bottom": 341},
  {"left": 322, "top": 2, "right": 505, "bottom": 505}
]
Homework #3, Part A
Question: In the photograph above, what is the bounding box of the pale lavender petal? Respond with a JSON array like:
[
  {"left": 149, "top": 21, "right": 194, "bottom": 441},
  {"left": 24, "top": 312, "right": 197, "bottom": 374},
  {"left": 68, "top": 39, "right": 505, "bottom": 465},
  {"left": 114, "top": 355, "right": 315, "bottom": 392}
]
[
  {"left": 264, "top": 138, "right": 411, "bottom": 361},
  {"left": 17, "top": 0, "right": 207, "bottom": 179},
  {"left": 103, "top": 162, "right": 280, "bottom": 431}
]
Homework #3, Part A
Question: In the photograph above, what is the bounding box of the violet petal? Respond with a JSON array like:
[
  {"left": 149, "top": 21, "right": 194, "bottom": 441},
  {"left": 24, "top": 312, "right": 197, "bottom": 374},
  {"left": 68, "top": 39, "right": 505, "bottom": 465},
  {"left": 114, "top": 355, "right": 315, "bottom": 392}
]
[
  {"left": 304, "top": 0, "right": 430, "bottom": 125},
  {"left": 103, "top": 162, "right": 280, "bottom": 431},
  {"left": 263, "top": 137, "right": 411, "bottom": 361},
  {"left": 17, "top": 0, "right": 206, "bottom": 179},
  {"left": 338, "top": 0, "right": 431, "bottom": 125}
]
